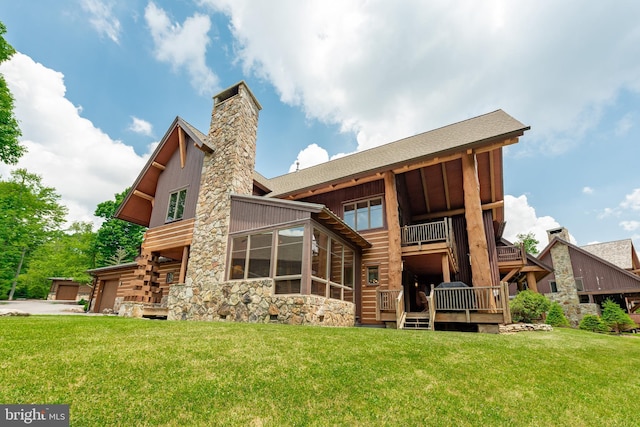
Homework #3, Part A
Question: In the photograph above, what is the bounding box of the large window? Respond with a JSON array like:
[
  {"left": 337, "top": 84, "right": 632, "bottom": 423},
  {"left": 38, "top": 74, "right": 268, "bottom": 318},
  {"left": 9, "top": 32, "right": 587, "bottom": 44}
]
[
  {"left": 228, "top": 224, "right": 356, "bottom": 302},
  {"left": 344, "top": 197, "right": 383, "bottom": 231},
  {"left": 310, "top": 228, "right": 354, "bottom": 302},
  {"left": 166, "top": 189, "right": 187, "bottom": 222},
  {"left": 230, "top": 232, "right": 273, "bottom": 280}
]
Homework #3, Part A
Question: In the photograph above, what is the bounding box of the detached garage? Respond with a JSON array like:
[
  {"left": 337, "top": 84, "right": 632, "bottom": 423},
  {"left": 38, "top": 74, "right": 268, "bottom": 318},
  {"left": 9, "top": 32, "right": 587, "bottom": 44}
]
[{"left": 48, "top": 278, "right": 92, "bottom": 301}]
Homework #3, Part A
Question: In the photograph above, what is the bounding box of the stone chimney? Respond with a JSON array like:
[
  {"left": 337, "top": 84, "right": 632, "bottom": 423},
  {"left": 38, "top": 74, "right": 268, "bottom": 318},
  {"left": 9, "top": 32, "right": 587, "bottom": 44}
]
[
  {"left": 170, "top": 82, "right": 261, "bottom": 319},
  {"left": 547, "top": 226, "right": 570, "bottom": 243}
]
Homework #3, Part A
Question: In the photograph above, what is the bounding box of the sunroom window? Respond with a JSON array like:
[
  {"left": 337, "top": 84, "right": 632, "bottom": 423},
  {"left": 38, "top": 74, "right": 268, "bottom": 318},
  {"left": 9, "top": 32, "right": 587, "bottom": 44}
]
[
  {"left": 310, "top": 228, "right": 355, "bottom": 302},
  {"left": 229, "top": 232, "right": 273, "bottom": 280}
]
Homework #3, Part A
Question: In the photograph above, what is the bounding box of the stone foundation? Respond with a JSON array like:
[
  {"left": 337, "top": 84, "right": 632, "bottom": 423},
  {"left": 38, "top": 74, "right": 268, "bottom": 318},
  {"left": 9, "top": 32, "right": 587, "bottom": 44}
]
[
  {"left": 168, "top": 279, "right": 355, "bottom": 326},
  {"left": 546, "top": 296, "right": 600, "bottom": 327},
  {"left": 118, "top": 302, "right": 145, "bottom": 318}
]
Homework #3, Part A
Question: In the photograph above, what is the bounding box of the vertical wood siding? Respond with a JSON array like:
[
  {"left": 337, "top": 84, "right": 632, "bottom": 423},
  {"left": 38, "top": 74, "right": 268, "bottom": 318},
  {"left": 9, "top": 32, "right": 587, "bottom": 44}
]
[
  {"left": 229, "top": 199, "right": 311, "bottom": 233},
  {"left": 483, "top": 210, "right": 500, "bottom": 286},
  {"left": 149, "top": 135, "right": 205, "bottom": 228},
  {"left": 452, "top": 214, "right": 472, "bottom": 285}
]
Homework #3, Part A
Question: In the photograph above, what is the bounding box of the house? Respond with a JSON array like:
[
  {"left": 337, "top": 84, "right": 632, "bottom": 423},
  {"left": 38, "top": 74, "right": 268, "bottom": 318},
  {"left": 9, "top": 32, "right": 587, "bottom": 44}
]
[
  {"left": 47, "top": 278, "right": 92, "bottom": 302},
  {"left": 89, "top": 81, "right": 531, "bottom": 331},
  {"left": 536, "top": 227, "right": 640, "bottom": 326}
]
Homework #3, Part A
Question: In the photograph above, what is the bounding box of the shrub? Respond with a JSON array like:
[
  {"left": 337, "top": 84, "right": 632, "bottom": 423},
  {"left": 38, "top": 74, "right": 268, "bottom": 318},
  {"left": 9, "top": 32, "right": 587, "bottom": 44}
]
[
  {"left": 601, "top": 299, "right": 637, "bottom": 334},
  {"left": 579, "top": 314, "right": 608, "bottom": 333},
  {"left": 510, "top": 290, "right": 551, "bottom": 323},
  {"left": 546, "top": 302, "right": 570, "bottom": 327}
]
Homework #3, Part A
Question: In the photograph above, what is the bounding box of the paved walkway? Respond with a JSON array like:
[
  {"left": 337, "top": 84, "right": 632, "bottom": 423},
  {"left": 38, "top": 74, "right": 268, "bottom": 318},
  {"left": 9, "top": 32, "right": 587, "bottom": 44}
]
[{"left": 0, "top": 300, "right": 86, "bottom": 315}]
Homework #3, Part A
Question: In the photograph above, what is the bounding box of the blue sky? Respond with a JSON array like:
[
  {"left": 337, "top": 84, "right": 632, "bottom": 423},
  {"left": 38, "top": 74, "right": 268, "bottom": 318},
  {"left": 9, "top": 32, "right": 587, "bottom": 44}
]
[{"left": 1, "top": 0, "right": 639, "bottom": 251}]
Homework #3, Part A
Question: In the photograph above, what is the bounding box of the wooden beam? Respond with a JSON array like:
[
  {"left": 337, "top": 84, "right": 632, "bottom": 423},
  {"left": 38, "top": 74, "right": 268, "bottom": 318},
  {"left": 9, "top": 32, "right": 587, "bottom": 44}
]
[
  {"left": 473, "top": 137, "right": 519, "bottom": 154},
  {"left": 391, "top": 152, "right": 462, "bottom": 175},
  {"left": 502, "top": 268, "right": 519, "bottom": 283},
  {"left": 178, "top": 126, "right": 186, "bottom": 169},
  {"left": 526, "top": 271, "right": 539, "bottom": 293},
  {"left": 462, "top": 152, "right": 493, "bottom": 288},
  {"left": 419, "top": 168, "right": 431, "bottom": 213},
  {"left": 489, "top": 150, "right": 497, "bottom": 218},
  {"left": 179, "top": 246, "right": 189, "bottom": 284},
  {"left": 152, "top": 161, "right": 166, "bottom": 171},
  {"left": 441, "top": 162, "right": 451, "bottom": 210},
  {"left": 133, "top": 189, "right": 154, "bottom": 203},
  {"left": 441, "top": 253, "right": 450, "bottom": 282},
  {"left": 412, "top": 200, "right": 504, "bottom": 221},
  {"left": 384, "top": 171, "right": 402, "bottom": 290}
]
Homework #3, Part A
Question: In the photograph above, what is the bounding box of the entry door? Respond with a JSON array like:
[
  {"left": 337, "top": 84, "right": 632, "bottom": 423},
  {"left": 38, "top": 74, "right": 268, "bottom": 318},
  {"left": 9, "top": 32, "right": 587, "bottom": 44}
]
[{"left": 98, "top": 280, "right": 119, "bottom": 312}]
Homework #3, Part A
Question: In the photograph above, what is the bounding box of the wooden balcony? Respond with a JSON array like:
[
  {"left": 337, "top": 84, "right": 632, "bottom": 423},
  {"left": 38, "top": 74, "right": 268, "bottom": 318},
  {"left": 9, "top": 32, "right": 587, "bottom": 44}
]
[
  {"left": 376, "top": 288, "right": 402, "bottom": 322},
  {"left": 431, "top": 283, "right": 511, "bottom": 325},
  {"left": 497, "top": 245, "right": 526, "bottom": 272},
  {"left": 401, "top": 218, "right": 452, "bottom": 246}
]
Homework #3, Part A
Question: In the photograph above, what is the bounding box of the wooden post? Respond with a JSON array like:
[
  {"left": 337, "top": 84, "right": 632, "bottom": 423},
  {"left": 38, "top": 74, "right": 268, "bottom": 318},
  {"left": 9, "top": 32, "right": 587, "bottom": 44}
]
[
  {"left": 179, "top": 246, "right": 190, "bottom": 284},
  {"left": 441, "top": 253, "right": 450, "bottom": 282},
  {"left": 461, "top": 152, "right": 493, "bottom": 287},
  {"left": 526, "top": 271, "right": 538, "bottom": 293},
  {"left": 384, "top": 171, "right": 402, "bottom": 290}
]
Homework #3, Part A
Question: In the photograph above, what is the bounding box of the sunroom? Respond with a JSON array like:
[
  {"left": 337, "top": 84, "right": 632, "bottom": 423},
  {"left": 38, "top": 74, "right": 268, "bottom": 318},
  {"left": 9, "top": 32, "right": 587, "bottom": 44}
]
[{"left": 227, "top": 195, "right": 371, "bottom": 304}]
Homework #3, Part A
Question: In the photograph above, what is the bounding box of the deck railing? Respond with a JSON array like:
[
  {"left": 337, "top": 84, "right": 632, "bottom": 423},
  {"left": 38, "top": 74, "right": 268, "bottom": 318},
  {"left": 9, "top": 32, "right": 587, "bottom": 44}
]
[
  {"left": 377, "top": 289, "right": 402, "bottom": 311},
  {"left": 401, "top": 218, "right": 451, "bottom": 246},
  {"left": 431, "top": 283, "right": 510, "bottom": 317},
  {"left": 496, "top": 245, "right": 526, "bottom": 263},
  {"left": 395, "top": 290, "right": 405, "bottom": 329}
]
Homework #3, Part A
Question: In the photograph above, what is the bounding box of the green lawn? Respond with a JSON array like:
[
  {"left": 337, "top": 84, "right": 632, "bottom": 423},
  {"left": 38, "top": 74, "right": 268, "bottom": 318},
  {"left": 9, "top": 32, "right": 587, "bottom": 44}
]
[{"left": 1, "top": 317, "right": 639, "bottom": 426}]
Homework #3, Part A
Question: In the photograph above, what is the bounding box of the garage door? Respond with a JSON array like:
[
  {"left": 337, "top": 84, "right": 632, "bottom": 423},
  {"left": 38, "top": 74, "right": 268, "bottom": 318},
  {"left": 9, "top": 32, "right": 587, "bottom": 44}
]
[
  {"left": 98, "top": 280, "right": 119, "bottom": 312},
  {"left": 56, "top": 284, "right": 79, "bottom": 300}
]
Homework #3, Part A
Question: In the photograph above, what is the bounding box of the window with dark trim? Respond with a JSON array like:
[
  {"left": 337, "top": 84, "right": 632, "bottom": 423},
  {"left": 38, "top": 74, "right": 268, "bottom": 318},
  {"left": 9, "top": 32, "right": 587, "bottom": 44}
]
[
  {"left": 575, "top": 277, "right": 584, "bottom": 291},
  {"left": 230, "top": 232, "right": 273, "bottom": 280},
  {"left": 550, "top": 280, "right": 558, "bottom": 293},
  {"left": 166, "top": 189, "right": 187, "bottom": 222},
  {"left": 367, "top": 266, "right": 379, "bottom": 286},
  {"left": 344, "top": 197, "right": 383, "bottom": 231},
  {"left": 310, "top": 228, "right": 354, "bottom": 301}
]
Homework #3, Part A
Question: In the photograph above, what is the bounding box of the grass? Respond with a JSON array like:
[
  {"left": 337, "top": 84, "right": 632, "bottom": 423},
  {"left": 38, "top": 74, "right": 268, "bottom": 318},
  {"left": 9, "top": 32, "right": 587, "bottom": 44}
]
[{"left": 1, "top": 317, "right": 639, "bottom": 426}]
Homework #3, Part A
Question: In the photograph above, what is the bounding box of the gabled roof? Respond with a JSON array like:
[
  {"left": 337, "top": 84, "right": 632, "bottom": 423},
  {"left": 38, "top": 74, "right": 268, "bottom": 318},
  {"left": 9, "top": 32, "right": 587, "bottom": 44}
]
[
  {"left": 115, "top": 116, "right": 209, "bottom": 226},
  {"left": 581, "top": 239, "right": 640, "bottom": 271},
  {"left": 498, "top": 238, "right": 553, "bottom": 273},
  {"left": 263, "top": 109, "right": 529, "bottom": 198},
  {"left": 538, "top": 237, "right": 640, "bottom": 287}
]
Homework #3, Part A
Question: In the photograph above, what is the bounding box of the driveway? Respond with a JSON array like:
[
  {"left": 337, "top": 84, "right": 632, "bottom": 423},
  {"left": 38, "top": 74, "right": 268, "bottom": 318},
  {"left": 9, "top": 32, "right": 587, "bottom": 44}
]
[{"left": 0, "top": 300, "right": 87, "bottom": 315}]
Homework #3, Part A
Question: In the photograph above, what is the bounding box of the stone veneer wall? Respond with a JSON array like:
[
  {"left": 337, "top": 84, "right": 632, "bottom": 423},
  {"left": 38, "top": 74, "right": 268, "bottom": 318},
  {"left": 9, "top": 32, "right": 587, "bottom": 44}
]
[
  {"left": 170, "top": 83, "right": 260, "bottom": 321},
  {"left": 547, "top": 237, "right": 600, "bottom": 327},
  {"left": 168, "top": 279, "right": 355, "bottom": 326}
]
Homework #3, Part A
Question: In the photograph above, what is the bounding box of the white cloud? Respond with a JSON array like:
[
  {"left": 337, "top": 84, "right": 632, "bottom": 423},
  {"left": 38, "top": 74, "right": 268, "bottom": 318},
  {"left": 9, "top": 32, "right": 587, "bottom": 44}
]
[
  {"left": 582, "top": 186, "right": 594, "bottom": 195},
  {"left": 80, "top": 0, "right": 121, "bottom": 44},
  {"left": 128, "top": 116, "right": 154, "bottom": 137},
  {"left": 288, "top": 143, "right": 329, "bottom": 172},
  {"left": 620, "top": 220, "right": 640, "bottom": 231},
  {"left": 503, "top": 194, "right": 571, "bottom": 251},
  {"left": 621, "top": 188, "right": 640, "bottom": 211},
  {"left": 0, "top": 53, "right": 148, "bottom": 226},
  {"left": 145, "top": 2, "right": 218, "bottom": 96},
  {"left": 615, "top": 112, "right": 634, "bottom": 136},
  {"left": 200, "top": 0, "right": 640, "bottom": 159}
]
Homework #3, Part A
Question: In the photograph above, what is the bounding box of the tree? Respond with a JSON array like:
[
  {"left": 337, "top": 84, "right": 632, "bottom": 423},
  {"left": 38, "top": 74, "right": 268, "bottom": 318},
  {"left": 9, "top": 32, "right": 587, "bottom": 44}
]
[
  {"left": 0, "top": 22, "right": 25, "bottom": 164},
  {"left": 515, "top": 232, "right": 539, "bottom": 255},
  {"left": 601, "top": 299, "right": 637, "bottom": 334},
  {"left": 17, "top": 222, "right": 96, "bottom": 299},
  {"left": 579, "top": 314, "right": 608, "bottom": 333},
  {"left": 0, "top": 169, "right": 66, "bottom": 299},
  {"left": 94, "top": 189, "right": 145, "bottom": 267},
  {"left": 546, "top": 302, "right": 569, "bottom": 327},
  {"left": 510, "top": 290, "right": 551, "bottom": 323}
]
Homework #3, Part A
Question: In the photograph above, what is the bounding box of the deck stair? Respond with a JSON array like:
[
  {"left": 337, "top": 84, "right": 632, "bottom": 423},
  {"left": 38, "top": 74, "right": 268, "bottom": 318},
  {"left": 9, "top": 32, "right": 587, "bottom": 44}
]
[{"left": 402, "top": 312, "right": 431, "bottom": 330}]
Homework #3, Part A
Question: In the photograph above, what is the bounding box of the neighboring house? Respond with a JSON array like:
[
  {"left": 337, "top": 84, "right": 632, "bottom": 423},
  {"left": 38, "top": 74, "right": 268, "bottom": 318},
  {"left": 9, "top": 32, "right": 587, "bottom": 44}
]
[
  {"left": 47, "top": 278, "right": 91, "bottom": 302},
  {"left": 536, "top": 227, "right": 640, "bottom": 326},
  {"left": 495, "top": 238, "right": 553, "bottom": 295},
  {"left": 89, "top": 81, "right": 531, "bottom": 332}
]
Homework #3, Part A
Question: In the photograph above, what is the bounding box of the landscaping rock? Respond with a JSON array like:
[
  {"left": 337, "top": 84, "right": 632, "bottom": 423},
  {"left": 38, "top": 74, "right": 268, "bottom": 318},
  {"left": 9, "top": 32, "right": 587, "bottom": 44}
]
[
  {"left": 500, "top": 323, "right": 553, "bottom": 333},
  {"left": 0, "top": 309, "right": 30, "bottom": 317}
]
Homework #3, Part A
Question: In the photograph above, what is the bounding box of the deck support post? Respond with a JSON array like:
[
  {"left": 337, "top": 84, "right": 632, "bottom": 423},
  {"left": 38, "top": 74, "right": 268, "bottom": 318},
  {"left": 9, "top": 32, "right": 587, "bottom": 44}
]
[
  {"left": 384, "top": 171, "right": 402, "bottom": 290},
  {"left": 441, "top": 253, "right": 451, "bottom": 283},
  {"left": 179, "top": 245, "right": 190, "bottom": 284},
  {"left": 526, "top": 271, "right": 538, "bottom": 293},
  {"left": 462, "top": 152, "right": 493, "bottom": 287}
]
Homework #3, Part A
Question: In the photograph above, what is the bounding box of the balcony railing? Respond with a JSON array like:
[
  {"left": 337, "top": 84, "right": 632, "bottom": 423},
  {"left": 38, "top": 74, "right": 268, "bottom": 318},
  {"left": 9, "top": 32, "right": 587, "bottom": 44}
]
[
  {"left": 377, "top": 289, "right": 402, "bottom": 311},
  {"left": 401, "top": 218, "right": 452, "bottom": 246},
  {"left": 496, "top": 245, "right": 526, "bottom": 263}
]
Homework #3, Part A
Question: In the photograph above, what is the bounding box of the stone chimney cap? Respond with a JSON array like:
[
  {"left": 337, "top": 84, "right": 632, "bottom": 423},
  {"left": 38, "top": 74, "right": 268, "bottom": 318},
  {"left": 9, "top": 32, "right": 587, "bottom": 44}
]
[{"left": 213, "top": 81, "right": 262, "bottom": 111}]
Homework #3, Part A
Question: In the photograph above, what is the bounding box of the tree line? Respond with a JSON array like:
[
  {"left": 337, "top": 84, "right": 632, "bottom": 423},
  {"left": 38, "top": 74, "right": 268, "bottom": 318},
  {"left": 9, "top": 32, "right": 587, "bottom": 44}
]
[{"left": 0, "top": 22, "right": 144, "bottom": 299}]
